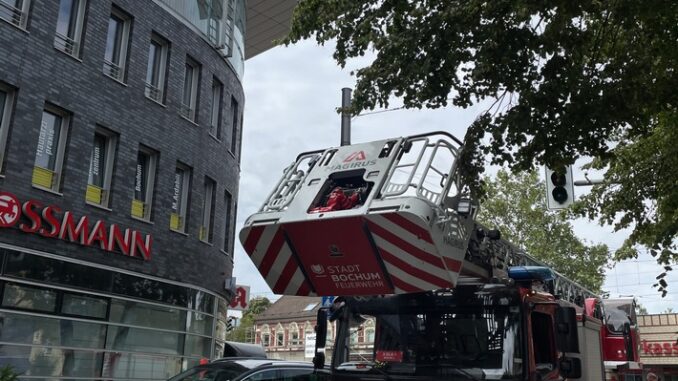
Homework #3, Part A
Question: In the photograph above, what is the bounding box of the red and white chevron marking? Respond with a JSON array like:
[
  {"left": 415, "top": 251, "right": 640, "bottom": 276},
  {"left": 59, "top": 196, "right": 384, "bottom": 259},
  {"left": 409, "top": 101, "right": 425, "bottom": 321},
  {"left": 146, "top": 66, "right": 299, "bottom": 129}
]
[
  {"left": 365, "top": 212, "right": 460, "bottom": 293},
  {"left": 240, "top": 225, "right": 315, "bottom": 296}
]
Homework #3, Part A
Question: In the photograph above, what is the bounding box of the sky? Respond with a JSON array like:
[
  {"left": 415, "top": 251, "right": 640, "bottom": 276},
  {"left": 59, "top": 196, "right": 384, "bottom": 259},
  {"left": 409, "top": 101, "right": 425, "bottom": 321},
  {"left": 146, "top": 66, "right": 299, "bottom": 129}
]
[{"left": 235, "top": 39, "right": 676, "bottom": 314}]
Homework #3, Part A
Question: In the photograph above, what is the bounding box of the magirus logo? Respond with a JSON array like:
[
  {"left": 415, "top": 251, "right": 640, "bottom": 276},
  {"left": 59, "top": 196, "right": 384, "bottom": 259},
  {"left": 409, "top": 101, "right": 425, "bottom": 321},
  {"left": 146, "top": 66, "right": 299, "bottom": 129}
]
[{"left": 343, "top": 150, "right": 367, "bottom": 162}]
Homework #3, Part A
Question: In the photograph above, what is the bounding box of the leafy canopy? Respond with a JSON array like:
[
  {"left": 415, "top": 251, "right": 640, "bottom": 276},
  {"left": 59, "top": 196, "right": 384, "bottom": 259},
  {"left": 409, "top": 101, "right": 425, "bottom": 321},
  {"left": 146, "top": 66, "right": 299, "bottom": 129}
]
[
  {"left": 478, "top": 170, "right": 609, "bottom": 291},
  {"left": 284, "top": 0, "right": 678, "bottom": 267},
  {"left": 227, "top": 297, "right": 271, "bottom": 343}
]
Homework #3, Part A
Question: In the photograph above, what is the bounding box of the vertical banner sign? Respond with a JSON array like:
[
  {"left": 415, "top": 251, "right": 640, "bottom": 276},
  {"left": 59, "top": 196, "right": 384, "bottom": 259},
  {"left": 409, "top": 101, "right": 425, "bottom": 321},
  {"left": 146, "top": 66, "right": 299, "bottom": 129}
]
[
  {"left": 35, "top": 113, "right": 60, "bottom": 169},
  {"left": 134, "top": 153, "right": 147, "bottom": 200},
  {"left": 172, "top": 169, "right": 183, "bottom": 213},
  {"left": 89, "top": 135, "right": 105, "bottom": 186},
  {"left": 304, "top": 333, "right": 316, "bottom": 358},
  {"left": 228, "top": 285, "right": 250, "bottom": 311}
]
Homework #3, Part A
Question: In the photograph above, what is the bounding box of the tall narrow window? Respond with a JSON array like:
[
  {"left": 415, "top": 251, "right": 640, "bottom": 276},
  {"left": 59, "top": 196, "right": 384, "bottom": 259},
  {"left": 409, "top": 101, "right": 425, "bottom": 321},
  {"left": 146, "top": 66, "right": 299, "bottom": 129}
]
[
  {"left": 200, "top": 177, "right": 215, "bottom": 243},
  {"left": 180, "top": 57, "right": 200, "bottom": 122},
  {"left": 131, "top": 146, "right": 157, "bottom": 220},
  {"left": 223, "top": 190, "right": 233, "bottom": 253},
  {"left": 170, "top": 163, "right": 191, "bottom": 232},
  {"left": 0, "top": 0, "right": 31, "bottom": 28},
  {"left": 103, "top": 6, "right": 131, "bottom": 82},
  {"left": 229, "top": 96, "right": 239, "bottom": 153},
  {"left": 54, "top": 0, "right": 87, "bottom": 57},
  {"left": 209, "top": 78, "right": 223, "bottom": 138},
  {"left": 145, "top": 33, "right": 169, "bottom": 104},
  {"left": 86, "top": 128, "right": 117, "bottom": 207},
  {"left": 33, "top": 107, "right": 69, "bottom": 191},
  {"left": 0, "top": 85, "right": 15, "bottom": 172}
]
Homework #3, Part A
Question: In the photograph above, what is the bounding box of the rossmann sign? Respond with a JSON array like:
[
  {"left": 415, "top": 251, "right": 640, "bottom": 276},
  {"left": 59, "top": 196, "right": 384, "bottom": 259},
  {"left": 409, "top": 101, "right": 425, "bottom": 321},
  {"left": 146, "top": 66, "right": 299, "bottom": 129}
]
[
  {"left": 0, "top": 191, "right": 152, "bottom": 260},
  {"left": 642, "top": 340, "right": 678, "bottom": 356}
]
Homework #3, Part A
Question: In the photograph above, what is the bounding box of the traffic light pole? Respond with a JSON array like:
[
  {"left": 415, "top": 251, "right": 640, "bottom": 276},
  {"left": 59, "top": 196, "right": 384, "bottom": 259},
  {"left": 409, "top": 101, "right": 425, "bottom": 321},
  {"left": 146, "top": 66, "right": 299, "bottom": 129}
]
[{"left": 573, "top": 173, "right": 606, "bottom": 186}]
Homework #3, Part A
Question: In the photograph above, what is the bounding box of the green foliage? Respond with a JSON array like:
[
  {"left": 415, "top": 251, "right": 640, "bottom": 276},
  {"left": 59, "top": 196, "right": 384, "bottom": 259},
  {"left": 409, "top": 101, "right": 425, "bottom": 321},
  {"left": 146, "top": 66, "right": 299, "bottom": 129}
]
[
  {"left": 478, "top": 170, "right": 609, "bottom": 291},
  {"left": 284, "top": 0, "right": 678, "bottom": 269},
  {"left": 636, "top": 303, "right": 648, "bottom": 315},
  {"left": 0, "top": 366, "right": 18, "bottom": 381},
  {"left": 226, "top": 297, "right": 271, "bottom": 343}
]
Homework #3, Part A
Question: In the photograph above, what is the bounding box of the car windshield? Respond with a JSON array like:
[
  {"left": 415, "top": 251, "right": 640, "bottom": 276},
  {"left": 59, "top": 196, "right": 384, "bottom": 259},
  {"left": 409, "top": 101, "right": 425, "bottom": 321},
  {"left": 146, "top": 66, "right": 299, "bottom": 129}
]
[
  {"left": 168, "top": 364, "right": 248, "bottom": 381},
  {"left": 339, "top": 287, "right": 523, "bottom": 380}
]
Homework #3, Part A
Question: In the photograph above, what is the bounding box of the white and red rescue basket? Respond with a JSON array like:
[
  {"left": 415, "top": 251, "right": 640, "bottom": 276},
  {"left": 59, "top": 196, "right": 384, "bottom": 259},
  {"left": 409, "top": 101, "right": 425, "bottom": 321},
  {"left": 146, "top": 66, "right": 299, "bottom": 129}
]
[{"left": 239, "top": 133, "right": 475, "bottom": 296}]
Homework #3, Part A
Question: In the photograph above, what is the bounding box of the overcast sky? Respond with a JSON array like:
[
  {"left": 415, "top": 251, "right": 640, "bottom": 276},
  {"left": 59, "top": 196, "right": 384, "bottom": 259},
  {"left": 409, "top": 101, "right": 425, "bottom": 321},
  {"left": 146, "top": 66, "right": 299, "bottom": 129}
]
[{"left": 236, "top": 39, "right": 675, "bottom": 314}]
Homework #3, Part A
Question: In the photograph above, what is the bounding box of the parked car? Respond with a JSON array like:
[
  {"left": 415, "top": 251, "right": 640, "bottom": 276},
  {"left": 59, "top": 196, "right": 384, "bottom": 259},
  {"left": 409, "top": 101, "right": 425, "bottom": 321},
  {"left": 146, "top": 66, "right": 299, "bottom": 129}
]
[{"left": 167, "top": 358, "right": 330, "bottom": 381}]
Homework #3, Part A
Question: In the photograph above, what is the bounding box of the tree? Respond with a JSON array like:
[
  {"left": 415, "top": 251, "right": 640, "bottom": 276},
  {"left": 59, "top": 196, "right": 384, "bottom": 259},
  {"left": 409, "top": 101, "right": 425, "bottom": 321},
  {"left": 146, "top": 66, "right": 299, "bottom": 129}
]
[
  {"left": 636, "top": 303, "right": 648, "bottom": 315},
  {"left": 663, "top": 307, "right": 675, "bottom": 314},
  {"left": 477, "top": 170, "right": 609, "bottom": 291},
  {"left": 0, "top": 366, "right": 18, "bottom": 381},
  {"left": 284, "top": 1, "right": 678, "bottom": 271},
  {"left": 227, "top": 297, "right": 271, "bottom": 343}
]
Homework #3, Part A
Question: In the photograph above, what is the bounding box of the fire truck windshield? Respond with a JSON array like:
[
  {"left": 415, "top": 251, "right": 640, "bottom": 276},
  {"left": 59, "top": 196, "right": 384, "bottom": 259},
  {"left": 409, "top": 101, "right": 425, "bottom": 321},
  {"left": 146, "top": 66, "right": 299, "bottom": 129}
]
[
  {"left": 602, "top": 298, "right": 636, "bottom": 334},
  {"left": 335, "top": 287, "right": 523, "bottom": 380}
]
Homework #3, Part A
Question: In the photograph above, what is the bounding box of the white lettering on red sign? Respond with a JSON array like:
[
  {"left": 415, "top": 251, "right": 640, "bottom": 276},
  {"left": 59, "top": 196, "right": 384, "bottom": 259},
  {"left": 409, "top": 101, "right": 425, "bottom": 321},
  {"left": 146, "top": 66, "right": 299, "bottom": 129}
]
[{"left": 0, "top": 191, "right": 152, "bottom": 260}]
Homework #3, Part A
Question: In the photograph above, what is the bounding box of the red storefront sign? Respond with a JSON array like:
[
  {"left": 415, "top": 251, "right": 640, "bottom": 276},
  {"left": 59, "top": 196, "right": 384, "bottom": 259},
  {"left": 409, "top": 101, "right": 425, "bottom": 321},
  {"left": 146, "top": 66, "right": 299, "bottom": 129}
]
[
  {"left": 642, "top": 340, "right": 678, "bottom": 356},
  {"left": 375, "top": 350, "right": 404, "bottom": 363},
  {"left": 0, "top": 191, "right": 152, "bottom": 260}
]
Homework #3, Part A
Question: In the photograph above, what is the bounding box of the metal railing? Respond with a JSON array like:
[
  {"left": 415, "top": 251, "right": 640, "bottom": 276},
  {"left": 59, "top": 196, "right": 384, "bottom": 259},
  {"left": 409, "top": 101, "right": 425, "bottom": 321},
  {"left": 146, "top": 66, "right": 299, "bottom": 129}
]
[
  {"left": 144, "top": 83, "right": 163, "bottom": 103},
  {"left": 0, "top": 1, "right": 25, "bottom": 28},
  {"left": 54, "top": 33, "right": 79, "bottom": 56},
  {"left": 103, "top": 60, "right": 124, "bottom": 81}
]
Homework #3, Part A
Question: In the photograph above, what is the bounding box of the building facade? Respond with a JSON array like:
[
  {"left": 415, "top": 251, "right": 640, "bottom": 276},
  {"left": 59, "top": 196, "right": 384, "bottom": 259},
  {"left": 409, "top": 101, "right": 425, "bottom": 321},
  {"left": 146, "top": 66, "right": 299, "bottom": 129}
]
[
  {"left": 253, "top": 296, "right": 375, "bottom": 362},
  {"left": 639, "top": 313, "right": 678, "bottom": 381},
  {"left": 0, "top": 0, "right": 264, "bottom": 379}
]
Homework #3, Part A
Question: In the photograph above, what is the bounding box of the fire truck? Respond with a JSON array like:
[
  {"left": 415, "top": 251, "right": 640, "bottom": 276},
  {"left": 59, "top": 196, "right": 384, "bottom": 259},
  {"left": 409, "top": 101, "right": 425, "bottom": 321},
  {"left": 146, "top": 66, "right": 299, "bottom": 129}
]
[{"left": 240, "top": 131, "right": 638, "bottom": 380}]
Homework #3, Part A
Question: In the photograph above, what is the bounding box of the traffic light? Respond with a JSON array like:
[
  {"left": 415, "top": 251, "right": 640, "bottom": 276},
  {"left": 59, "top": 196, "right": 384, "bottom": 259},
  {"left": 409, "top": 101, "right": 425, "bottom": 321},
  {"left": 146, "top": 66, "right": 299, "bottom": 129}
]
[
  {"left": 226, "top": 316, "right": 236, "bottom": 332},
  {"left": 545, "top": 166, "right": 574, "bottom": 209}
]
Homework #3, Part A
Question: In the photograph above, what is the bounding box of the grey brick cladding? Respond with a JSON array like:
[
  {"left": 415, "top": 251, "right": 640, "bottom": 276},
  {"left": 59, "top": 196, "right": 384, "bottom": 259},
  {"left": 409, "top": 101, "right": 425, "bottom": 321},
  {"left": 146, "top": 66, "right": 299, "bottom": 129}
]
[{"left": 0, "top": 0, "right": 243, "bottom": 299}]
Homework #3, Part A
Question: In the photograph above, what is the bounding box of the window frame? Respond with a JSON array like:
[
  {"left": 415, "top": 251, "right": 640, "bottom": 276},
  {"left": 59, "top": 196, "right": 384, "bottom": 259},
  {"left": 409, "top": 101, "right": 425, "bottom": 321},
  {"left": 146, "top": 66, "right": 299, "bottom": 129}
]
[
  {"left": 170, "top": 162, "right": 191, "bottom": 233},
  {"left": 229, "top": 96, "right": 239, "bottom": 154},
  {"left": 0, "top": 0, "right": 31, "bottom": 29},
  {"left": 200, "top": 177, "right": 216, "bottom": 243},
  {"left": 131, "top": 146, "right": 158, "bottom": 221},
  {"left": 54, "top": 0, "right": 88, "bottom": 58},
  {"left": 33, "top": 105, "right": 70, "bottom": 192},
  {"left": 0, "top": 84, "right": 15, "bottom": 173},
  {"left": 144, "top": 33, "right": 169, "bottom": 104},
  {"left": 209, "top": 77, "right": 223, "bottom": 138},
  {"left": 222, "top": 189, "right": 233, "bottom": 254},
  {"left": 103, "top": 5, "right": 131, "bottom": 83},
  {"left": 180, "top": 56, "right": 200, "bottom": 122},
  {"left": 86, "top": 127, "right": 117, "bottom": 208}
]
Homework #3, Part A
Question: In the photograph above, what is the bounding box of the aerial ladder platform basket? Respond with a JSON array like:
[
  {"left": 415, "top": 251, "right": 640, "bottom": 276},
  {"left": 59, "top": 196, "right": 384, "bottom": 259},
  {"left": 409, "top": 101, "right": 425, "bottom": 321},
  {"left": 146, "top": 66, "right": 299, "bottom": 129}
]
[{"left": 240, "top": 132, "right": 479, "bottom": 296}]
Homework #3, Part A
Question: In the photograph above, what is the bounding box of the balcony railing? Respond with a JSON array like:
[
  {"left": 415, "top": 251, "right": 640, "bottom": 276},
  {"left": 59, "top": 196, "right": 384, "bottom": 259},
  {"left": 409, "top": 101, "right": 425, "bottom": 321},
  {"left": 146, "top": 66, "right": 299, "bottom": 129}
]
[
  {"left": 179, "top": 104, "right": 195, "bottom": 121},
  {"left": 103, "top": 60, "right": 124, "bottom": 82},
  {"left": 54, "top": 33, "right": 79, "bottom": 57},
  {"left": 144, "top": 83, "right": 163, "bottom": 103},
  {"left": 0, "top": 1, "right": 26, "bottom": 28}
]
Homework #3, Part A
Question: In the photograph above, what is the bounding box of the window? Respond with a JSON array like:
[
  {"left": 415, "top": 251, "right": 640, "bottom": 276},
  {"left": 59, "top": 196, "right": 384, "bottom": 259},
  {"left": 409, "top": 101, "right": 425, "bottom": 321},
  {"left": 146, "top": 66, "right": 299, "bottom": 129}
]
[
  {"left": 223, "top": 190, "right": 233, "bottom": 253},
  {"left": 180, "top": 57, "right": 200, "bottom": 121},
  {"left": 54, "top": 0, "right": 87, "bottom": 57},
  {"left": 531, "top": 311, "right": 556, "bottom": 373},
  {"left": 2, "top": 282, "right": 57, "bottom": 312},
  {"left": 200, "top": 177, "right": 215, "bottom": 243},
  {"left": 209, "top": 77, "right": 223, "bottom": 138},
  {"left": 276, "top": 331, "right": 284, "bottom": 347},
  {"left": 0, "top": 0, "right": 31, "bottom": 28},
  {"left": 289, "top": 323, "right": 300, "bottom": 346},
  {"left": 145, "top": 33, "right": 169, "bottom": 103},
  {"left": 229, "top": 96, "right": 239, "bottom": 153},
  {"left": 0, "top": 85, "right": 14, "bottom": 171},
  {"left": 103, "top": 6, "right": 131, "bottom": 82},
  {"left": 170, "top": 163, "right": 191, "bottom": 232},
  {"left": 86, "top": 128, "right": 117, "bottom": 207},
  {"left": 131, "top": 146, "right": 157, "bottom": 220},
  {"left": 33, "top": 106, "right": 69, "bottom": 191}
]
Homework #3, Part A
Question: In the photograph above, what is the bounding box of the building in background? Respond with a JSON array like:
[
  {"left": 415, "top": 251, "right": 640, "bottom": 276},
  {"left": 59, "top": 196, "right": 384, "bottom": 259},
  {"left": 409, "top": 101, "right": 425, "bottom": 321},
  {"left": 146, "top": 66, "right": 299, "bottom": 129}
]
[
  {"left": 0, "top": 0, "right": 295, "bottom": 379},
  {"left": 253, "top": 296, "right": 376, "bottom": 362},
  {"left": 638, "top": 313, "right": 678, "bottom": 381}
]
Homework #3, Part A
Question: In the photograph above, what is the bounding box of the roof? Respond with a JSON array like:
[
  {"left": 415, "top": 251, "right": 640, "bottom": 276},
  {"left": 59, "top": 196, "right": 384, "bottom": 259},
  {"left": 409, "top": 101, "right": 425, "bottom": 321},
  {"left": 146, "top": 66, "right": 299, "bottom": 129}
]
[
  {"left": 254, "top": 295, "right": 321, "bottom": 323},
  {"left": 245, "top": 0, "right": 298, "bottom": 59}
]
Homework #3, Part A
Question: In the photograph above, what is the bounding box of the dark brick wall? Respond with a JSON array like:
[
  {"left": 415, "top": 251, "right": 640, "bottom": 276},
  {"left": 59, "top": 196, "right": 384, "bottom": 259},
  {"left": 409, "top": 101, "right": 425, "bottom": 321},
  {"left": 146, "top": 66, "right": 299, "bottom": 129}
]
[{"left": 0, "top": 0, "right": 243, "bottom": 299}]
